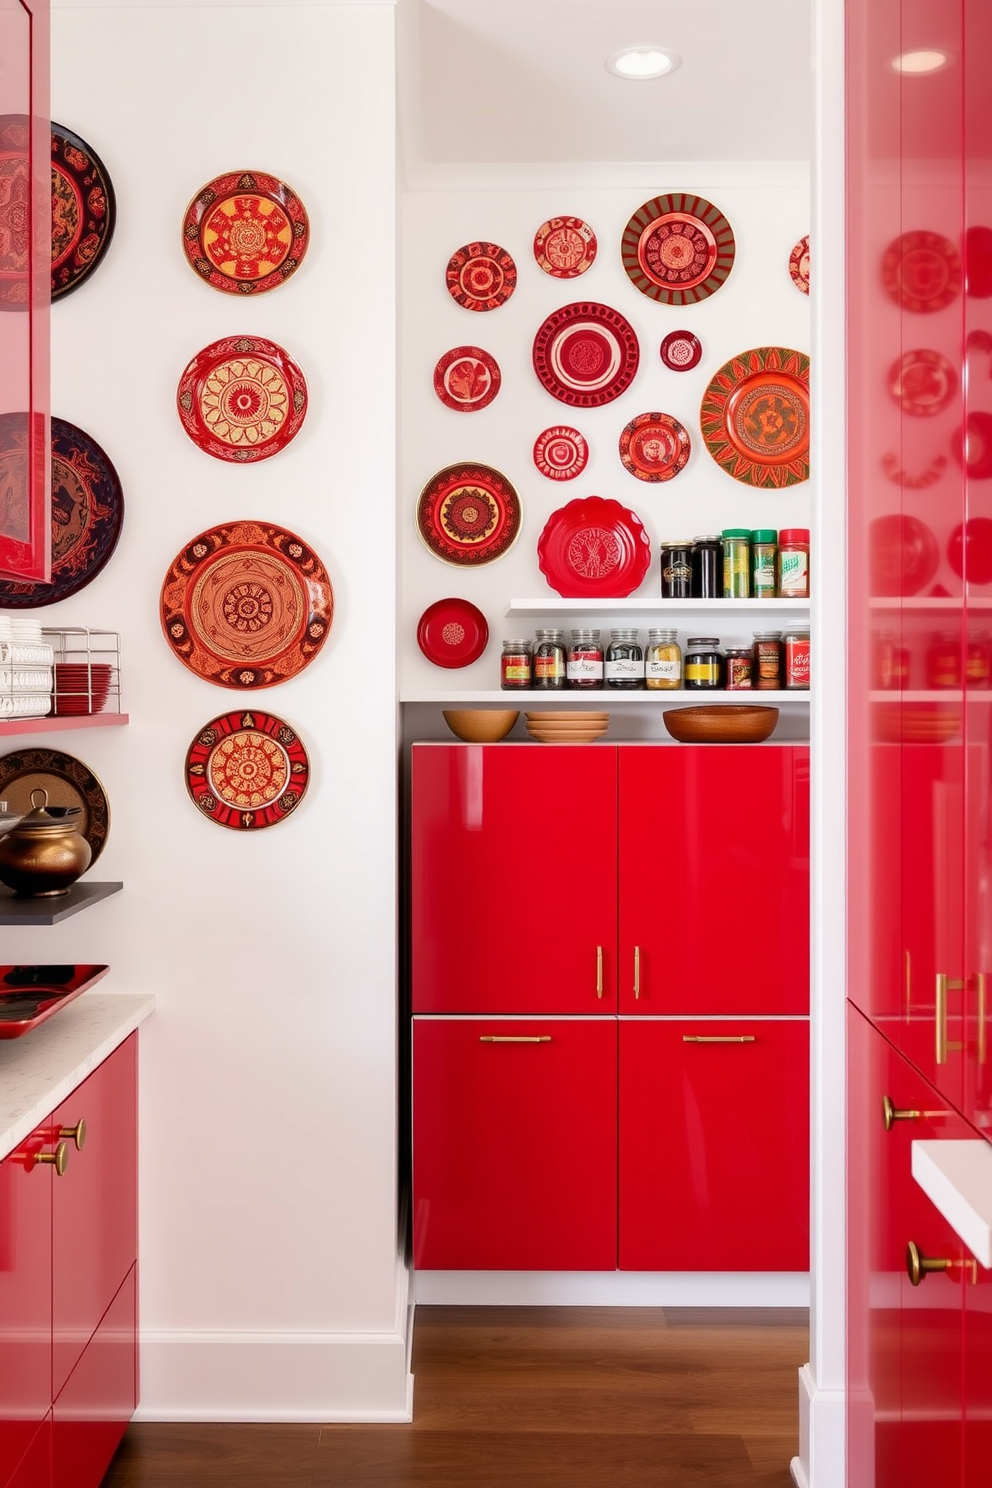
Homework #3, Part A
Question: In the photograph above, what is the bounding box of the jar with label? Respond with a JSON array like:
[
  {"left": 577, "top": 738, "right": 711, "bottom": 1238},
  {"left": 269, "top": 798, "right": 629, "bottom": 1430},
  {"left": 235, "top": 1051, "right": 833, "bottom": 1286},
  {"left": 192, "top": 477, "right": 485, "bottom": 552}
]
[
  {"left": 967, "top": 633, "right": 990, "bottom": 689},
  {"left": 752, "top": 631, "right": 783, "bottom": 690},
  {"left": 725, "top": 648, "right": 753, "bottom": 689},
  {"left": 777, "top": 529, "right": 810, "bottom": 598},
  {"left": 690, "top": 536, "right": 723, "bottom": 599},
  {"left": 722, "top": 529, "right": 751, "bottom": 599},
  {"left": 926, "top": 632, "right": 961, "bottom": 689},
  {"left": 684, "top": 637, "right": 723, "bottom": 690},
  {"left": 532, "top": 628, "right": 567, "bottom": 691},
  {"left": 660, "top": 541, "right": 692, "bottom": 598},
  {"left": 751, "top": 530, "right": 778, "bottom": 600},
  {"left": 783, "top": 629, "right": 811, "bottom": 689},
  {"left": 567, "top": 629, "right": 604, "bottom": 690},
  {"left": 645, "top": 629, "right": 682, "bottom": 690},
  {"left": 500, "top": 638, "right": 532, "bottom": 690},
  {"left": 874, "top": 630, "right": 896, "bottom": 689},
  {"left": 605, "top": 628, "right": 644, "bottom": 689}
]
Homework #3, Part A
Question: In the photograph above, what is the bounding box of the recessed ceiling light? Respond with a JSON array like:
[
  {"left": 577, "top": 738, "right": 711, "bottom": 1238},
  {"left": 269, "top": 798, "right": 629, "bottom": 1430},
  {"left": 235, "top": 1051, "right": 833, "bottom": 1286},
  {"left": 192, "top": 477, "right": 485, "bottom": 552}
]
[
  {"left": 891, "top": 48, "right": 951, "bottom": 75},
  {"left": 605, "top": 47, "right": 680, "bottom": 81}
]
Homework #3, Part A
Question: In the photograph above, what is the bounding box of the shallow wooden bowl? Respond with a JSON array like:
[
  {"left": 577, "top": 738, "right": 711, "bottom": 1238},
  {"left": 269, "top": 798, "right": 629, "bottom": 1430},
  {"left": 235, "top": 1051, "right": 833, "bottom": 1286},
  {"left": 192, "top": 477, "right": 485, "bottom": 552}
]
[
  {"left": 442, "top": 709, "right": 519, "bottom": 742},
  {"left": 662, "top": 705, "right": 779, "bottom": 743}
]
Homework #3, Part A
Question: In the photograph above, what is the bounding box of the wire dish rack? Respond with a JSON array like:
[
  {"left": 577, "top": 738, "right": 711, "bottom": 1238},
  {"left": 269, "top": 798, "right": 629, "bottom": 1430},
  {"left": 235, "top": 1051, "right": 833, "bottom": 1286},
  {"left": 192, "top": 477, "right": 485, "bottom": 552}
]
[{"left": 41, "top": 627, "right": 122, "bottom": 718}]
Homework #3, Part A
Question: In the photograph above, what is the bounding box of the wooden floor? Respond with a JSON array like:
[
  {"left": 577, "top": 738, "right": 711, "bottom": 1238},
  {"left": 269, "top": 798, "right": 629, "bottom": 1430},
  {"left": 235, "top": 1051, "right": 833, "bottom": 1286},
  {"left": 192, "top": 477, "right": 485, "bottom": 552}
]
[{"left": 102, "top": 1306, "right": 808, "bottom": 1487}]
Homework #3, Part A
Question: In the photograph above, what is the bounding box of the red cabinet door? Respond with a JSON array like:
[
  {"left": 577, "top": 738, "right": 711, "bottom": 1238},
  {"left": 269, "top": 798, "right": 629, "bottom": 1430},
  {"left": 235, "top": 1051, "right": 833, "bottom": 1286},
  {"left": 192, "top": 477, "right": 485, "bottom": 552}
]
[
  {"left": 51, "top": 1035, "right": 137, "bottom": 1397},
  {"left": 618, "top": 1018, "right": 809, "bottom": 1271},
  {"left": 617, "top": 745, "right": 809, "bottom": 1015},
  {"left": 412, "top": 745, "right": 618, "bottom": 1013},
  {"left": 52, "top": 1267, "right": 135, "bottom": 1488},
  {"left": 0, "top": 1127, "right": 51, "bottom": 1488},
  {"left": 6, "top": 1416, "right": 50, "bottom": 1488},
  {"left": 413, "top": 1017, "right": 617, "bottom": 1270}
]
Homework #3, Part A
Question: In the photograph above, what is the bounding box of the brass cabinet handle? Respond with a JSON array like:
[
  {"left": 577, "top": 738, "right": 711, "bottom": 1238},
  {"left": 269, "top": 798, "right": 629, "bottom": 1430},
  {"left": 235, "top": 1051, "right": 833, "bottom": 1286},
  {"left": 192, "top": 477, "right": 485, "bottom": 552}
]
[
  {"left": 906, "top": 1239, "right": 976, "bottom": 1286},
  {"left": 596, "top": 945, "right": 603, "bottom": 1000},
  {"left": 59, "top": 1119, "right": 86, "bottom": 1151},
  {"left": 479, "top": 1035, "right": 552, "bottom": 1043},
  {"left": 882, "top": 1095, "right": 921, "bottom": 1130},
  {"left": 936, "top": 972, "right": 976, "bottom": 1064},
  {"left": 36, "top": 1141, "right": 69, "bottom": 1177},
  {"left": 633, "top": 946, "right": 640, "bottom": 1001},
  {"left": 682, "top": 1035, "right": 757, "bottom": 1044}
]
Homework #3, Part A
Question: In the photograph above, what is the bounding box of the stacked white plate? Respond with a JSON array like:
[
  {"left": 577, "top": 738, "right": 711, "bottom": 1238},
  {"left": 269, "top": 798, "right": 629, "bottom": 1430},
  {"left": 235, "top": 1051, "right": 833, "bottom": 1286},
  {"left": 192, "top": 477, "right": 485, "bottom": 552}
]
[{"left": 0, "top": 612, "right": 53, "bottom": 716}]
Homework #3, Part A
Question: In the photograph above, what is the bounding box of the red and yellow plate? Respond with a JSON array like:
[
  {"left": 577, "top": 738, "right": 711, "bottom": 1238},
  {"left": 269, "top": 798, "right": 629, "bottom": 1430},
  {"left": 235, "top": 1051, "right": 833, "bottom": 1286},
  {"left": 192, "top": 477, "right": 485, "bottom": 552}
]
[
  {"left": 416, "top": 463, "right": 521, "bottom": 566},
  {"left": 186, "top": 710, "right": 309, "bottom": 831},
  {"left": 182, "top": 169, "right": 309, "bottom": 295},
  {"left": 177, "top": 335, "right": 308, "bottom": 462}
]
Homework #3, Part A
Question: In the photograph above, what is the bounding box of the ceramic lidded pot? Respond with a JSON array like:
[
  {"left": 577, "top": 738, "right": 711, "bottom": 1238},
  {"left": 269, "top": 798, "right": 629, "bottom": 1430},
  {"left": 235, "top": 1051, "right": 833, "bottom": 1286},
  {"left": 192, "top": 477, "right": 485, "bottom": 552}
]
[{"left": 0, "top": 788, "right": 92, "bottom": 896}]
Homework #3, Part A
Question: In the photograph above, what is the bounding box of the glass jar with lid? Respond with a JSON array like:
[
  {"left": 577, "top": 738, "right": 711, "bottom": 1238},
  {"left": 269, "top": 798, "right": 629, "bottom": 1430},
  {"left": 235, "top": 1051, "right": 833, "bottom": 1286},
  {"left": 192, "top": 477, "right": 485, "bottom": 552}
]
[
  {"left": 690, "top": 537, "right": 723, "bottom": 598},
  {"left": 567, "top": 629, "right": 604, "bottom": 690},
  {"left": 752, "top": 631, "right": 783, "bottom": 690},
  {"left": 532, "top": 628, "right": 567, "bottom": 690},
  {"left": 645, "top": 629, "right": 682, "bottom": 690},
  {"left": 777, "top": 529, "right": 810, "bottom": 598},
  {"left": 605, "top": 629, "right": 644, "bottom": 689},
  {"left": 722, "top": 529, "right": 751, "bottom": 599},
  {"left": 751, "top": 530, "right": 778, "bottom": 600},
  {"left": 500, "top": 638, "right": 532, "bottom": 690},
  {"left": 660, "top": 541, "right": 692, "bottom": 599},
  {"left": 684, "top": 637, "right": 723, "bottom": 690}
]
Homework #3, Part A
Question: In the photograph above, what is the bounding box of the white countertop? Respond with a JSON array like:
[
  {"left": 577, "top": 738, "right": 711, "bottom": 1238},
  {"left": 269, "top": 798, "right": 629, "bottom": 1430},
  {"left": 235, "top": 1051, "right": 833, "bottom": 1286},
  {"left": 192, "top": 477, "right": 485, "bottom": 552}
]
[
  {"left": 912, "top": 1138, "right": 992, "bottom": 1268},
  {"left": 0, "top": 992, "right": 155, "bottom": 1158}
]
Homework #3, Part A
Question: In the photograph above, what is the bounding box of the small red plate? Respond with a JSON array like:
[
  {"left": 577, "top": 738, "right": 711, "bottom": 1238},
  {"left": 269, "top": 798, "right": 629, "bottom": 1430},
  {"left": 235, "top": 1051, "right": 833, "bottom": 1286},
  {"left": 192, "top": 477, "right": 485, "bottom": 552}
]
[
  {"left": 789, "top": 235, "right": 810, "bottom": 295},
  {"left": 619, "top": 412, "right": 691, "bottom": 482},
  {"left": 533, "top": 302, "right": 640, "bottom": 407},
  {"left": 700, "top": 345, "right": 810, "bottom": 488},
  {"left": 417, "top": 598, "right": 489, "bottom": 668},
  {"left": 416, "top": 462, "right": 521, "bottom": 567},
  {"left": 887, "top": 349, "right": 958, "bottom": 417},
  {"left": 182, "top": 170, "right": 309, "bottom": 295},
  {"left": 537, "top": 496, "right": 652, "bottom": 598},
  {"left": 177, "top": 335, "right": 308, "bottom": 462},
  {"left": 186, "top": 709, "right": 309, "bottom": 831},
  {"left": 433, "top": 346, "right": 501, "bottom": 411},
  {"left": 533, "top": 216, "right": 597, "bottom": 278},
  {"left": 0, "top": 965, "right": 110, "bottom": 1039},
  {"left": 882, "top": 230, "right": 962, "bottom": 313},
  {"left": 966, "top": 226, "right": 992, "bottom": 299},
  {"left": 622, "top": 193, "right": 735, "bottom": 305},
  {"left": 445, "top": 242, "right": 516, "bottom": 311},
  {"left": 659, "top": 330, "right": 702, "bottom": 372},
  {"left": 949, "top": 517, "right": 992, "bottom": 584},
  {"left": 869, "top": 513, "right": 939, "bottom": 596},
  {"left": 533, "top": 426, "right": 589, "bottom": 481}
]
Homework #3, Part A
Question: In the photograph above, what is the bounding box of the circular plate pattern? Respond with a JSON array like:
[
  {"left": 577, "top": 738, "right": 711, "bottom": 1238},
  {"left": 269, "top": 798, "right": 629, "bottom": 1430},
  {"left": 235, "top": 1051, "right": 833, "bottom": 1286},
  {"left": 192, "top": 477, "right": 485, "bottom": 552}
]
[
  {"left": 0, "top": 748, "right": 110, "bottom": 863},
  {"left": 618, "top": 412, "right": 691, "bottom": 482},
  {"left": 533, "top": 216, "right": 597, "bottom": 278},
  {"left": 445, "top": 241, "right": 516, "bottom": 311},
  {"left": 533, "top": 425, "right": 589, "bottom": 481},
  {"left": 177, "top": 335, "right": 308, "bottom": 462},
  {"left": 416, "top": 598, "right": 489, "bottom": 668},
  {"left": 887, "top": 348, "right": 958, "bottom": 417},
  {"left": 50, "top": 123, "right": 116, "bottom": 301},
  {"left": 432, "top": 346, "right": 501, "bottom": 412},
  {"left": 416, "top": 462, "right": 521, "bottom": 567},
  {"left": 533, "top": 301, "right": 640, "bottom": 408},
  {"left": 621, "top": 193, "right": 736, "bottom": 305},
  {"left": 882, "top": 230, "right": 962, "bottom": 313},
  {"left": 185, "top": 709, "right": 309, "bottom": 831},
  {"left": 0, "top": 115, "right": 30, "bottom": 307},
  {"left": 182, "top": 170, "right": 309, "bottom": 295},
  {"left": 789, "top": 235, "right": 810, "bottom": 295},
  {"left": 869, "top": 513, "right": 940, "bottom": 596},
  {"left": 0, "top": 416, "right": 124, "bottom": 608},
  {"left": 700, "top": 345, "right": 811, "bottom": 488},
  {"left": 160, "top": 521, "right": 333, "bottom": 688},
  {"left": 537, "top": 496, "right": 652, "bottom": 598},
  {"left": 949, "top": 517, "right": 992, "bottom": 584},
  {"left": 659, "top": 330, "right": 702, "bottom": 372}
]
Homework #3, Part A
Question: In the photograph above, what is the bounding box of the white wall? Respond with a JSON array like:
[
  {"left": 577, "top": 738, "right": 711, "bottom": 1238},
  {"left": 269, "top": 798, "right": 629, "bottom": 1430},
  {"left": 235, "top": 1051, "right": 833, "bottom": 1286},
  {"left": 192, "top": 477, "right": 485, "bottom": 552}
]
[{"left": 2, "top": 0, "right": 409, "bottom": 1420}]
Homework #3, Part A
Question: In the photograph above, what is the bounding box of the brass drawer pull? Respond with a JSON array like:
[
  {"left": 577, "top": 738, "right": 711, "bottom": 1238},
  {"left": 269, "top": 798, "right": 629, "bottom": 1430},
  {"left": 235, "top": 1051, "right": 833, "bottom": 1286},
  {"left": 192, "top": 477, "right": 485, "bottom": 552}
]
[
  {"left": 682, "top": 1035, "right": 756, "bottom": 1044},
  {"left": 596, "top": 945, "right": 603, "bottom": 1000},
  {"left": 479, "top": 1035, "right": 552, "bottom": 1043},
  {"left": 882, "top": 1096, "right": 920, "bottom": 1130},
  {"left": 59, "top": 1119, "right": 86, "bottom": 1151},
  {"left": 36, "top": 1141, "right": 69, "bottom": 1177},
  {"left": 906, "top": 1239, "right": 976, "bottom": 1286},
  {"left": 633, "top": 946, "right": 640, "bottom": 1000}
]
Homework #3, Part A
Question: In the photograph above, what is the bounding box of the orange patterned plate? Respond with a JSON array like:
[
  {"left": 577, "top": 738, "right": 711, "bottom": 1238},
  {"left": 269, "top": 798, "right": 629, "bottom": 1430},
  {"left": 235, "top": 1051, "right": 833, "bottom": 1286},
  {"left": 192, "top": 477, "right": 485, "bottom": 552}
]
[
  {"left": 181, "top": 169, "right": 309, "bottom": 295},
  {"left": 185, "top": 709, "right": 309, "bottom": 831},
  {"left": 177, "top": 335, "right": 308, "bottom": 462},
  {"left": 621, "top": 193, "right": 735, "bottom": 305},
  {"left": 618, "top": 412, "right": 691, "bottom": 482},
  {"left": 700, "top": 346, "right": 810, "bottom": 488}
]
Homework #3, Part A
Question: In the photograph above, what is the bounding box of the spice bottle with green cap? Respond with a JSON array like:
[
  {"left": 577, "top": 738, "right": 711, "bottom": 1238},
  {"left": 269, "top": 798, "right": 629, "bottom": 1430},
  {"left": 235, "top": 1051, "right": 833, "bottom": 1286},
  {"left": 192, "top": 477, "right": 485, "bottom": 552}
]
[
  {"left": 722, "top": 529, "right": 751, "bottom": 598},
  {"left": 751, "top": 530, "right": 778, "bottom": 599}
]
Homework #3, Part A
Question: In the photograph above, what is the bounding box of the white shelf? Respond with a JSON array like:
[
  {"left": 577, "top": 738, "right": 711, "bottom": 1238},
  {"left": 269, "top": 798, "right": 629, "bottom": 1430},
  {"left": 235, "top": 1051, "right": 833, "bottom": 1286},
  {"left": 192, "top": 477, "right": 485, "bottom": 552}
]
[
  {"left": 504, "top": 597, "right": 811, "bottom": 619},
  {"left": 870, "top": 690, "right": 983, "bottom": 703},
  {"left": 401, "top": 689, "right": 808, "bottom": 704},
  {"left": 870, "top": 597, "right": 992, "bottom": 611}
]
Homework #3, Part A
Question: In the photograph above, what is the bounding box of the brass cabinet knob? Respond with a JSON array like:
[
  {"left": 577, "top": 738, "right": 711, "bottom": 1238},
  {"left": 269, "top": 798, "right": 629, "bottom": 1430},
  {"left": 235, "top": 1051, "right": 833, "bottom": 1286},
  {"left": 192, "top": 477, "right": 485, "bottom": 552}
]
[
  {"left": 906, "top": 1240, "right": 949, "bottom": 1285},
  {"left": 36, "top": 1141, "right": 69, "bottom": 1177},
  {"left": 882, "top": 1095, "right": 921, "bottom": 1130},
  {"left": 58, "top": 1119, "right": 86, "bottom": 1151}
]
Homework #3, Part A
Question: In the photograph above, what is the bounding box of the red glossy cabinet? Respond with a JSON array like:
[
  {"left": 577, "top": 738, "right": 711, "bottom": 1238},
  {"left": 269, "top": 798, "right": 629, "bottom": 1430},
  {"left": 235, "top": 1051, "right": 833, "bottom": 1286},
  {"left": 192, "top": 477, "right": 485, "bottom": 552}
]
[
  {"left": 52, "top": 1268, "right": 135, "bottom": 1488},
  {"left": 6, "top": 1418, "right": 49, "bottom": 1488},
  {"left": 0, "top": 1125, "right": 52, "bottom": 1488}
]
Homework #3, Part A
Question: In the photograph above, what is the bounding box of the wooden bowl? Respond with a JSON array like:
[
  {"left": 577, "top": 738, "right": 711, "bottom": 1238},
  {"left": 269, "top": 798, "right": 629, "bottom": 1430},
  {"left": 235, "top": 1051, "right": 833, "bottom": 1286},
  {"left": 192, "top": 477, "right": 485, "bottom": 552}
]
[
  {"left": 442, "top": 709, "right": 519, "bottom": 742},
  {"left": 662, "top": 705, "right": 779, "bottom": 743}
]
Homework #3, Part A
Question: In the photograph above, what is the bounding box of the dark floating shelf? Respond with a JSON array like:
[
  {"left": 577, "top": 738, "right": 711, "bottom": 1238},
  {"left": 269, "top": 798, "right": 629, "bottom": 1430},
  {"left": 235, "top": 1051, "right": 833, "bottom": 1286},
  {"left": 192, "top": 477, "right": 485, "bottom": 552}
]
[{"left": 0, "top": 882, "right": 123, "bottom": 925}]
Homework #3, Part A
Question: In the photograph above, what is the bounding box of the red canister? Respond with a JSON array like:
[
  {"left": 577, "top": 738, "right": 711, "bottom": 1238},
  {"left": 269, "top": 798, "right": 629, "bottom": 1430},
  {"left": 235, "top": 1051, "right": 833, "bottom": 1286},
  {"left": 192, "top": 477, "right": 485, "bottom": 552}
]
[{"left": 784, "top": 629, "right": 810, "bottom": 689}]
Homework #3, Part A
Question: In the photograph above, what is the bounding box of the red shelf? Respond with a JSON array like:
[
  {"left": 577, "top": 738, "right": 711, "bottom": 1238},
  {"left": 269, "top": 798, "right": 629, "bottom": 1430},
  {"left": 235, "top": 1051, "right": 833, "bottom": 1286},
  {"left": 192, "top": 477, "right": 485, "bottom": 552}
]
[{"left": 0, "top": 714, "right": 128, "bottom": 738}]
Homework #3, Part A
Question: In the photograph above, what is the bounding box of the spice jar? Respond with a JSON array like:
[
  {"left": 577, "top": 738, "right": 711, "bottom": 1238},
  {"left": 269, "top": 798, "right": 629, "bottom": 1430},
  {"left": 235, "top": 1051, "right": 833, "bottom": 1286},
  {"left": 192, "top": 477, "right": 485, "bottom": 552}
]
[
  {"left": 926, "top": 632, "right": 961, "bottom": 689},
  {"left": 684, "top": 637, "right": 723, "bottom": 689},
  {"left": 752, "top": 631, "right": 783, "bottom": 690},
  {"left": 567, "top": 629, "right": 604, "bottom": 690},
  {"left": 645, "top": 629, "right": 682, "bottom": 690},
  {"left": 722, "top": 529, "right": 751, "bottom": 599},
  {"left": 725, "top": 648, "right": 753, "bottom": 689},
  {"left": 967, "top": 633, "right": 990, "bottom": 689},
  {"left": 605, "top": 628, "right": 644, "bottom": 689},
  {"left": 777, "top": 528, "right": 810, "bottom": 598},
  {"left": 690, "top": 536, "right": 723, "bottom": 598},
  {"left": 500, "top": 638, "right": 532, "bottom": 690},
  {"left": 660, "top": 541, "right": 692, "bottom": 598},
  {"left": 784, "top": 629, "right": 811, "bottom": 689},
  {"left": 532, "top": 628, "right": 566, "bottom": 691},
  {"left": 751, "top": 530, "right": 778, "bottom": 600}
]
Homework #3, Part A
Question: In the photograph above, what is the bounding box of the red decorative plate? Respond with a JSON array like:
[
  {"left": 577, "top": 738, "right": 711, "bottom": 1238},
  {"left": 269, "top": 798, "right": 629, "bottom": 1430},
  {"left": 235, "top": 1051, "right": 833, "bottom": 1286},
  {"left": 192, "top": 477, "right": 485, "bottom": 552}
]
[
  {"left": 533, "top": 302, "right": 640, "bottom": 407},
  {"left": 0, "top": 416, "right": 124, "bottom": 608},
  {"left": 160, "top": 521, "right": 333, "bottom": 688},
  {"left": 618, "top": 412, "right": 691, "bottom": 483},
  {"left": 537, "top": 496, "right": 652, "bottom": 598},
  {"left": 182, "top": 170, "right": 309, "bottom": 295},
  {"left": 186, "top": 710, "right": 309, "bottom": 831},
  {"left": 445, "top": 242, "right": 516, "bottom": 311},
  {"left": 0, "top": 116, "right": 30, "bottom": 307},
  {"left": 533, "top": 216, "right": 597, "bottom": 278},
  {"left": 621, "top": 193, "right": 735, "bottom": 305},
  {"left": 949, "top": 518, "right": 992, "bottom": 584},
  {"left": 0, "top": 965, "right": 110, "bottom": 1039},
  {"left": 882, "top": 230, "right": 962, "bottom": 312},
  {"left": 416, "top": 598, "right": 489, "bottom": 668},
  {"left": 433, "top": 346, "right": 501, "bottom": 412},
  {"left": 533, "top": 426, "right": 589, "bottom": 481},
  {"left": 416, "top": 463, "right": 520, "bottom": 567},
  {"left": 177, "top": 335, "right": 308, "bottom": 462},
  {"left": 49, "top": 123, "right": 116, "bottom": 301},
  {"left": 659, "top": 330, "right": 702, "bottom": 372},
  {"left": 954, "top": 411, "right": 992, "bottom": 480},
  {"left": 700, "top": 345, "right": 811, "bottom": 488},
  {"left": 789, "top": 235, "right": 810, "bottom": 295},
  {"left": 869, "top": 514, "right": 939, "bottom": 596},
  {"left": 887, "top": 349, "right": 958, "bottom": 417},
  {"left": 965, "top": 226, "right": 992, "bottom": 299}
]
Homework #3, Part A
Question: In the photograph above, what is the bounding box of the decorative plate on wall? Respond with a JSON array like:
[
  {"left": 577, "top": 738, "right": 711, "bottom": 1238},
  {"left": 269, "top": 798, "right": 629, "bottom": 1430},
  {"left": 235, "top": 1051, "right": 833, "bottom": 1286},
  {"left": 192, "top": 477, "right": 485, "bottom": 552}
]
[
  {"left": 0, "top": 747, "right": 110, "bottom": 863},
  {"left": 700, "top": 345, "right": 811, "bottom": 488},
  {"left": 181, "top": 170, "right": 309, "bottom": 295},
  {"left": 0, "top": 415, "right": 124, "bottom": 608},
  {"left": 789, "top": 235, "right": 810, "bottom": 295},
  {"left": 953, "top": 411, "right": 992, "bottom": 480},
  {"left": 176, "top": 335, "right": 308, "bottom": 462},
  {"left": 659, "top": 330, "right": 702, "bottom": 372},
  {"left": 432, "top": 346, "right": 501, "bottom": 411},
  {"left": 621, "top": 193, "right": 735, "bottom": 305},
  {"left": 533, "top": 216, "right": 597, "bottom": 278},
  {"left": 537, "top": 496, "right": 651, "bottom": 598},
  {"left": 185, "top": 709, "right": 309, "bottom": 831},
  {"left": 532, "top": 301, "right": 639, "bottom": 407},
  {"left": 881, "top": 230, "right": 961, "bottom": 313},
  {"left": 160, "top": 521, "right": 333, "bottom": 688},
  {"left": 949, "top": 517, "right": 992, "bottom": 583},
  {"left": 51, "top": 123, "right": 116, "bottom": 301},
  {"left": 533, "top": 425, "right": 588, "bottom": 480},
  {"left": 416, "top": 462, "right": 521, "bottom": 566},
  {"left": 444, "top": 242, "right": 516, "bottom": 311},
  {"left": 887, "top": 349, "right": 958, "bottom": 417},
  {"left": 416, "top": 597, "right": 489, "bottom": 668},
  {"left": 869, "top": 513, "right": 939, "bottom": 596},
  {"left": 618, "top": 412, "right": 691, "bottom": 482}
]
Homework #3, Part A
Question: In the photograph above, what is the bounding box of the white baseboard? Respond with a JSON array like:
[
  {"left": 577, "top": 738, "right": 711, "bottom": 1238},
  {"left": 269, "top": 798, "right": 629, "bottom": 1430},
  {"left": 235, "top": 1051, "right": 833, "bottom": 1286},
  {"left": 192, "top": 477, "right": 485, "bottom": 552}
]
[
  {"left": 795, "top": 1361, "right": 846, "bottom": 1488},
  {"left": 413, "top": 1270, "right": 811, "bottom": 1307}
]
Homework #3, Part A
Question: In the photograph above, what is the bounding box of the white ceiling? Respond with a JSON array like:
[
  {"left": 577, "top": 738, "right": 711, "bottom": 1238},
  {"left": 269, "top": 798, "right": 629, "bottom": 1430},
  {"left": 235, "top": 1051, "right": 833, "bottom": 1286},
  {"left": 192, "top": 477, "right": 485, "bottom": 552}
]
[{"left": 397, "top": 0, "right": 813, "bottom": 176}]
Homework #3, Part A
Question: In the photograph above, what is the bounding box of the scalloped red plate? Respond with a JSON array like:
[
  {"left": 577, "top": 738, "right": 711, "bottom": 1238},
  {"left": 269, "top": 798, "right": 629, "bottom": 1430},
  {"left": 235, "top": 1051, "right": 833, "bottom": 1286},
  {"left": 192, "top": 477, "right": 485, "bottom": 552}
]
[
  {"left": 416, "top": 598, "right": 489, "bottom": 668},
  {"left": 177, "top": 335, "right": 308, "bottom": 462},
  {"left": 533, "top": 425, "right": 588, "bottom": 481},
  {"left": 537, "top": 496, "right": 651, "bottom": 598}
]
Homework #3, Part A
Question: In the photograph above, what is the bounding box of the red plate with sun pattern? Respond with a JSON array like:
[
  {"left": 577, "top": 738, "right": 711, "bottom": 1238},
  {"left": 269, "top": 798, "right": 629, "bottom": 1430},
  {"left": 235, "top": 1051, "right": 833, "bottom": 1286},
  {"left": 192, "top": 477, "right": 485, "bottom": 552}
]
[
  {"left": 177, "top": 335, "right": 308, "bottom": 462},
  {"left": 621, "top": 193, "right": 735, "bottom": 305},
  {"left": 533, "top": 425, "right": 589, "bottom": 481},
  {"left": 416, "top": 462, "right": 521, "bottom": 566},
  {"left": 182, "top": 170, "right": 309, "bottom": 295},
  {"left": 185, "top": 709, "right": 309, "bottom": 831},
  {"left": 433, "top": 346, "right": 501, "bottom": 411},
  {"left": 445, "top": 242, "right": 516, "bottom": 311},
  {"left": 700, "top": 346, "right": 810, "bottom": 488}
]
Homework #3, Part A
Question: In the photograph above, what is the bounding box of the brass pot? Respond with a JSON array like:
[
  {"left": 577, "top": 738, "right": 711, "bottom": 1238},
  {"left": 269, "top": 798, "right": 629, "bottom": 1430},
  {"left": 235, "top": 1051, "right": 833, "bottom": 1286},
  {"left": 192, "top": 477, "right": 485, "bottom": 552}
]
[{"left": 0, "top": 788, "right": 92, "bottom": 897}]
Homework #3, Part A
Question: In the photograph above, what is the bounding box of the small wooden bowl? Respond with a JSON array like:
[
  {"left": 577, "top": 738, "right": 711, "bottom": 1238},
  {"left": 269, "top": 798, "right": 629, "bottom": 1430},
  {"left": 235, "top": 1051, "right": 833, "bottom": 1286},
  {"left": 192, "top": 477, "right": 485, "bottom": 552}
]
[
  {"left": 662, "top": 705, "right": 779, "bottom": 743},
  {"left": 442, "top": 709, "right": 519, "bottom": 742}
]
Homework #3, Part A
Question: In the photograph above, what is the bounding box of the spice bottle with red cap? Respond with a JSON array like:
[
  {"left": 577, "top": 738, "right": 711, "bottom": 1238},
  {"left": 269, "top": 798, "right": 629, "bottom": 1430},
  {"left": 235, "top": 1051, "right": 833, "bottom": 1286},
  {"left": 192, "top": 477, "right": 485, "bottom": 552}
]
[{"left": 777, "top": 529, "right": 810, "bottom": 598}]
